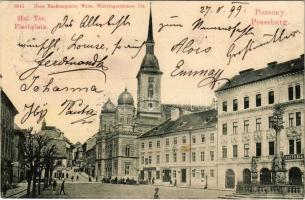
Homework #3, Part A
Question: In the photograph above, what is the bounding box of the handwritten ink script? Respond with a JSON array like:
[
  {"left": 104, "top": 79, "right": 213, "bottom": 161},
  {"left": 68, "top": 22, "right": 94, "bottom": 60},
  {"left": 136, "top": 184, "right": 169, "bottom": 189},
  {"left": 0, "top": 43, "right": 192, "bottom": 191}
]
[{"left": 6, "top": 1, "right": 301, "bottom": 125}]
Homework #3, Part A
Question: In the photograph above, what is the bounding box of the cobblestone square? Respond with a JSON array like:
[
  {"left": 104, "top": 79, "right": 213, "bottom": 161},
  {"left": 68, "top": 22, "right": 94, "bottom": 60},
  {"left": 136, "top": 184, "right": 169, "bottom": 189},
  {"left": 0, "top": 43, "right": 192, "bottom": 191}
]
[{"left": 38, "top": 183, "right": 232, "bottom": 199}]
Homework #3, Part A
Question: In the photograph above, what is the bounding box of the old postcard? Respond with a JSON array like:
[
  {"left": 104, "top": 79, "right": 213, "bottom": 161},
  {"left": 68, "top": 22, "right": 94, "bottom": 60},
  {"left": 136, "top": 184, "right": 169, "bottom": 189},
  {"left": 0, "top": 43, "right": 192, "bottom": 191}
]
[{"left": 0, "top": 0, "right": 304, "bottom": 199}]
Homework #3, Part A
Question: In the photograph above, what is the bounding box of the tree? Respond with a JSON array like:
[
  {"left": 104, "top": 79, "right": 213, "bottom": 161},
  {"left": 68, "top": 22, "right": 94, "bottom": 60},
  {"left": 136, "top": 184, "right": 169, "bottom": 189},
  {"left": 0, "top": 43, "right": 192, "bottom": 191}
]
[
  {"left": 23, "top": 128, "right": 35, "bottom": 197},
  {"left": 22, "top": 130, "right": 57, "bottom": 197},
  {"left": 42, "top": 144, "right": 57, "bottom": 190},
  {"left": 32, "top": 135, "right": 49, "bottom": 197}
]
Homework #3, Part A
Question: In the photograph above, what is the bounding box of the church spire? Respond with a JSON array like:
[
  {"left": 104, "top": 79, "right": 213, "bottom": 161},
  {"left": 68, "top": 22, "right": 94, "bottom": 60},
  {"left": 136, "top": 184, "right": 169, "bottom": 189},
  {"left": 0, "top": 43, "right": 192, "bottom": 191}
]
[
  {"left": 146, "top": 3, "right": 154, "bottom": 54},
  {"left": 147, "top": 3, "right": 154, "bottom": 43}
]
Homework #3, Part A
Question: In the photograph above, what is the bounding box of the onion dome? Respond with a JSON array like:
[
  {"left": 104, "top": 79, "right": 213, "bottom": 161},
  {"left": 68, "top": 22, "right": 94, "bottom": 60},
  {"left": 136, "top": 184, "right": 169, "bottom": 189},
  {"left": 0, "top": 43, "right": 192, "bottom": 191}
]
[
  {"left": 101, "top": 98, "right": 116, "bottom": 113},
  {"left": 118, "top": 88, "right": 134, "bottom": 105}
]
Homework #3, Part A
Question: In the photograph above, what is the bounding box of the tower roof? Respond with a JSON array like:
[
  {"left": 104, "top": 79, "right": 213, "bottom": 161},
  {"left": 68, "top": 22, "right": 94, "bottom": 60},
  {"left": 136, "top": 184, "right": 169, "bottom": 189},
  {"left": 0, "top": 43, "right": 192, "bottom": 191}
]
[
  {"left": 138, "top": 4, "right": 162, "bottom": 76},
  {"left": 102, "top": 98, "right": 116, "bottom": 113},
  {"left": 118, "top": 88, "right": 134, "bottom": 105},
  {"left": 140, "top": 54, "right": 160, "bottom": 72},
  {"left": 147, "top": 4, "right": 154, "bottom": 43}
]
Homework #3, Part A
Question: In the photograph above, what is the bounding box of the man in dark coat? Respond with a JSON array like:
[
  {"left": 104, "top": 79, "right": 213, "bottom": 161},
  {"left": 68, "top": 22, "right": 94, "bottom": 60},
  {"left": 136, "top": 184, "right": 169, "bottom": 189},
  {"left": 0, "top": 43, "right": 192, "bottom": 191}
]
[{"left": 59, "top": 180, "right": 66, "bottom": 195}]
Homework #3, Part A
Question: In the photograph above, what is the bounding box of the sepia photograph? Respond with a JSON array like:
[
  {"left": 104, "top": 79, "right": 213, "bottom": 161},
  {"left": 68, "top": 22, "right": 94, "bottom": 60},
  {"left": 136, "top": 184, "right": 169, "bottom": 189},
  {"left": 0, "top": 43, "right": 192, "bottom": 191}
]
[{"left": 0, "top": 1, "right": 304, "bottom": 199}]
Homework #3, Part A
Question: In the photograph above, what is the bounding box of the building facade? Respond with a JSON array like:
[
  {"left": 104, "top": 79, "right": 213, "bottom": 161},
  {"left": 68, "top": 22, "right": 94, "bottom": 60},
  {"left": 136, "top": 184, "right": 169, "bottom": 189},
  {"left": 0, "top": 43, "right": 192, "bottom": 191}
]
[
  {"left": 72, "top": 142, "right": 84, "bottom": 171},
  {"left": 84, "top": 134, "right": 97, "bottom": 177},
  {"left": 138, "top": 109, "right": 218, "bottom": 188},
  {"left": 215, "top": 55, "right": 305, "bottom": 189},
  {"left": 12, "top": 126, "right": 27, "bottom": 183},
  {"left": 1, "top": 88, "right": 19, "bottom": 185},
  {"left": 39, "top": 120, "right": 73, "bottom": 179}
]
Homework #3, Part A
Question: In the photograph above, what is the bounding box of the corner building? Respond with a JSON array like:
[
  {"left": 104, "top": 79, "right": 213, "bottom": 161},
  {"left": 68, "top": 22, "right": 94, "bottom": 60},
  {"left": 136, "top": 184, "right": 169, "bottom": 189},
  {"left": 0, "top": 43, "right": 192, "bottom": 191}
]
[
  {"left": 138, "top": 109, "right": 218, "bottom": 188},
  {"left": 215, "top": 55, "right": 305, "bottom": 189}
]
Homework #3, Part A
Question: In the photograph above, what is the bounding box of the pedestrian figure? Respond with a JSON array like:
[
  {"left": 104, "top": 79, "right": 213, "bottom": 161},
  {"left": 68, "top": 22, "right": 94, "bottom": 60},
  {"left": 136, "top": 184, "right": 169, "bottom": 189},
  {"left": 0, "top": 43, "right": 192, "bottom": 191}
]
[
  {"left": 60, "top": 180, "right": 66, "bottom": 195},
  {"left": 152, "top": 177, "right": 155, "bottom": 185},
  {"left": 154, "top": 187, "right": 159, "bottom": 199},
  {"left": 96, "top": 176, "right": 98, "bottom": 182},
  {"left": 89, "top": 176, "right": 92, "bottom": 182},
  {"left": 71, "top": 176, "right": 74, "bottom": 182},
  {"left": 76, "top": 175, "right": 79, "bottom": 181},
  {"left": 52, "top": 179, "right": 57, "bottom": 191},
  {"left": 2, "top": 181, "right": 8, "bottom": 197}
]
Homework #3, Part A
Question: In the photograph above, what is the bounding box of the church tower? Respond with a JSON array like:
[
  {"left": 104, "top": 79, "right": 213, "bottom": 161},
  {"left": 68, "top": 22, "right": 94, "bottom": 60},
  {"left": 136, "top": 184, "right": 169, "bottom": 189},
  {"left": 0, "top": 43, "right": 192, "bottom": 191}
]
[{"left": 137, "top": 5, "right": 162, "bottom": 118}]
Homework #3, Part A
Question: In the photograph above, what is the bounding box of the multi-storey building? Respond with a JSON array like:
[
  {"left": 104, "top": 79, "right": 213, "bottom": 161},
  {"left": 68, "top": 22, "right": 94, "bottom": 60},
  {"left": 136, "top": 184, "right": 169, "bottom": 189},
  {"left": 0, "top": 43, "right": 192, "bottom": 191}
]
[
  {"left": 84, "top": 134, "right": 97, "bottom": 177},
  {"left": 38, "top": 120, "right": 73, "bottom": 179},
  {"left": 138, "top": 109, "right": 218, "bottom": 188},
  {"left": 1, "top": 88, "right": 19, "bottom": 185},
  {"left": 13, "top": 126, "right": 27, "bottom": 183},
  {"left": 215, "top": 55, "right": 305, "bottom": 189},
  {"left": 72, "top": 142, "right": 84, "bottom": 170}
]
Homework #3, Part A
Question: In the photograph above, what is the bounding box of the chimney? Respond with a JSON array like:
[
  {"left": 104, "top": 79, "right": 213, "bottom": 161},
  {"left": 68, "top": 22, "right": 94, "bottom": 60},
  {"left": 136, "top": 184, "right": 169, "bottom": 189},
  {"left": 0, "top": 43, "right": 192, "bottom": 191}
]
[
  {"left": 41, "top": 118, "right": 46, "bottom": 130},
  {"left": 170, "top": 108, "right": 180, "bottom": 121},
  {"left": 267, "top": 61, "right": 278, "bottom": 67},
  {"left": 239, "top": 68, "right": 254, "bottom": 75}
]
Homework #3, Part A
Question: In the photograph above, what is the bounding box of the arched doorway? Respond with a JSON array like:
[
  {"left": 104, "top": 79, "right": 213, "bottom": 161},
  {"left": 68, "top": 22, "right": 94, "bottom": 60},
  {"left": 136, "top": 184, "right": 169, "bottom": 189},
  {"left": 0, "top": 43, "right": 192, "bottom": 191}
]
[
  {"left": 289, "top": 167, "right": 302, "bottom": 185},
  {"left": 243, "top": 169, "right": 251, "bottom": 184},
  {"left": 225, "top": 169, "right": 235, "bottom": 188},
  {"left": 260, "top": 168, "right": 271, "bottom": 184}
]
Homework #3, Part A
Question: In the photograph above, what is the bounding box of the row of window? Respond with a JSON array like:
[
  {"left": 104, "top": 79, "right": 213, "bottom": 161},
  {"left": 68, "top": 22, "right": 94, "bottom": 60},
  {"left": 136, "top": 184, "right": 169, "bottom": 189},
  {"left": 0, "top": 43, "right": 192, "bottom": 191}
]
[
  {"left": 141, "top": 150, "right": 215, "bottom": 165},
  {"left": 221, "top": 139, "right": 302, "bottom": 158},
  {"left": 222, "top": 85, "right": 301, "bottom": 112},
  {"left": 104, "top": 145, "right": 132, "bottom": 157},
  {"left": 222, "top": 112, "right": 302, "bottom": 135},
  {"left": 142, "top": 134, "right": 215, "bottom": 149},
  {"left": 189, "top": 169, "right": 214, "bottom": 178},
  {"left": 143, "top": 168, "right": 215, "bottom": 180}
]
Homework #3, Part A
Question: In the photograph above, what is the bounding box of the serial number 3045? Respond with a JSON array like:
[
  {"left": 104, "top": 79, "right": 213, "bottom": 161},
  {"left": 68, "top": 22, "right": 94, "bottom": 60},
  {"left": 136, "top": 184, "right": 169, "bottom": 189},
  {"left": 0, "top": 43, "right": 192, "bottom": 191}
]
[{"left": 14, "top": 4, "right": 25, "bottom": 8}]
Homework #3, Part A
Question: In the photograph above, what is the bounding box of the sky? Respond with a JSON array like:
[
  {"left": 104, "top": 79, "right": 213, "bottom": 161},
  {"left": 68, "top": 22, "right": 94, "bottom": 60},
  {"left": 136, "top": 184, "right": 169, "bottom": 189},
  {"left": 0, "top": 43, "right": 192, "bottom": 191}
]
[{"left": 0, "top": 1, "right": 304, "bottom": 143}]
